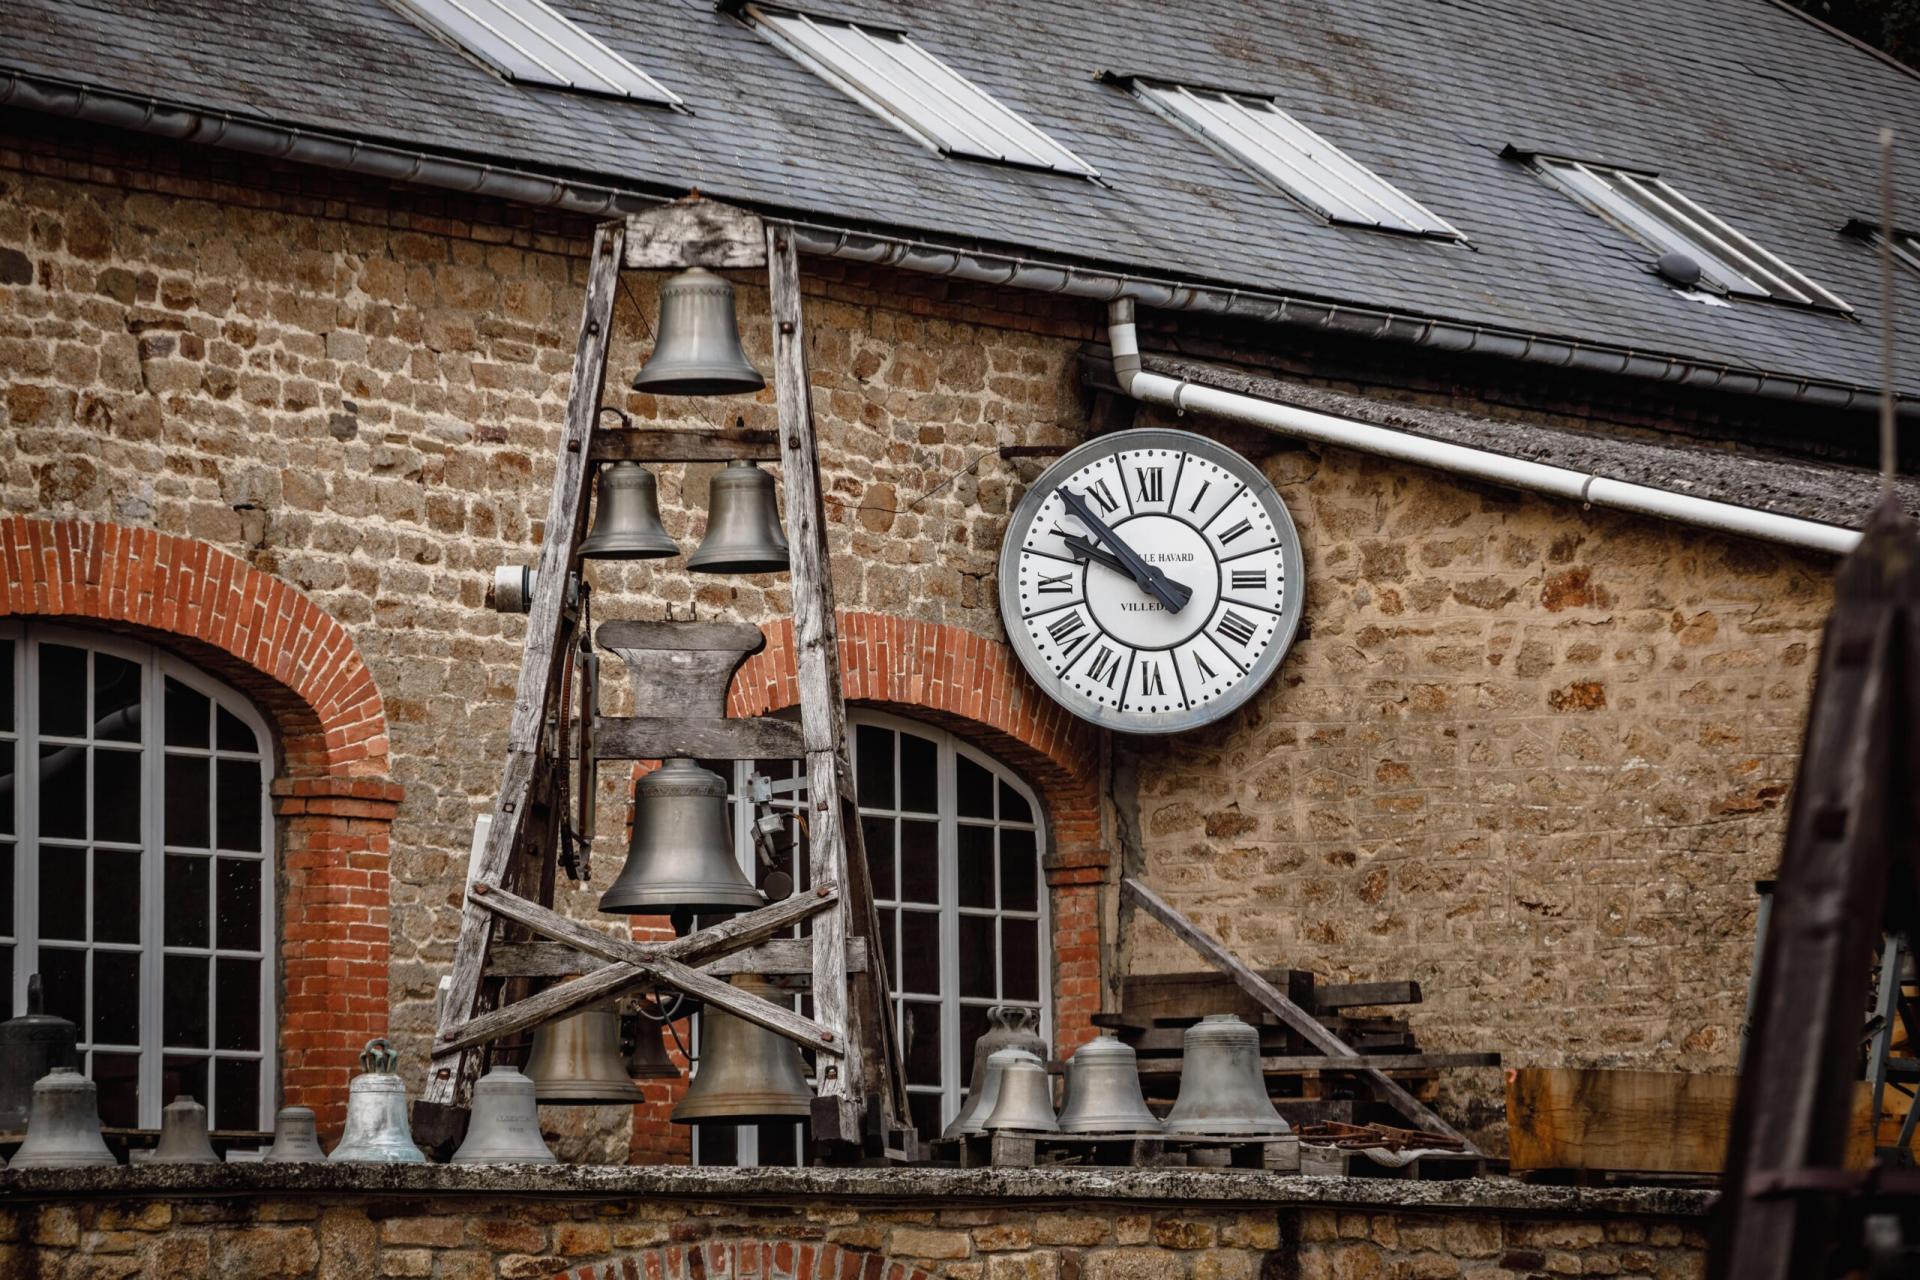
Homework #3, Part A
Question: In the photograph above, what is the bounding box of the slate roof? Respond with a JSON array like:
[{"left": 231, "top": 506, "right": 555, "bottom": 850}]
[{"left": 5, "top": 0, "right": 1920, "bottom": 400}]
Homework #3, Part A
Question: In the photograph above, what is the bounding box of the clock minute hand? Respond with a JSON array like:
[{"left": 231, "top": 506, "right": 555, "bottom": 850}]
[
  {"left": 1059, "top": 488, "right": 1188, "bottom": 614},
  {"left": 1064, "top": 535, "right": 1193, "bottom": 610}
]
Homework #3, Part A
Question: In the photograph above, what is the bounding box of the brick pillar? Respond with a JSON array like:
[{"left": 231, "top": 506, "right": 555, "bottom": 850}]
[{"left": 274, "top": 775, "right": 402, "bottom": 1142}]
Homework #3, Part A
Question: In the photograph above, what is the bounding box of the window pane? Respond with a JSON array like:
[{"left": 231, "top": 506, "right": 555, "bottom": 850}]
[
  {"left": 216, "top": 705, "right": 258, "bottom": 754},
  {"left": 165, "top": 755, "right": 210, "bottom": 848},
  {"left": 214, "top": 1057, "right": 260, "bottom": 1132},
  {"left": 0, "top": 842, "right": 12, "bottom": 935},
  {"left": 164, "top": 954, "right": 210, "bottom": 1048},
  {"left": 37, "top": 744, "right": 86, "bottom": 840},
  {"left": 163, "top": 1054, "right": 208, "bottom": 1111},
  {"left": 879, "top": 909, "right": 896, "bottom": 984},
  {"left": 92, "top": 847, "right": 142, "bottom": 944},
  {"left": 0, "top": 945, "right": 11, "bottom": 1017},
  {"left": 216, "top": 957, "right": 261, "bottom": 1051},
  {"left": 957, "top": 915, "right": 994, "bottom": 999},
  {"left": 93, "top": 748, "right": 142, "bottom": 844},
  {"left": 92, "top": 950, "right": 140, "bottom": 1045},
  {"left": 756, "top": 1119, "right": 802, "bottom": 1168},
  {"left": 998, "top": 781, "right": 1032, "bottom": 826},
  {"left": 898, "top": 819, "right": 939, "bottom": 905},
  {"left": 898, "top": 910, "right": 940, "bottom": 996},
  {"left": 38, "top": 845, "right": 86, "bottom": 941},
  {"left": 93, "top": 1051, "right": 140, "bottom": 1128},
  {"left": 0, "top": 636, "right": 13, "bottom": 732},
  {"left": 860, "top": 815, "right": 895, "bottom": 900},
  {"left": 956, "top": 755, "right": 992, "bottom": 819},
  {"left": 39, "top": 946, "right": 85, "bottom": 1026},
  {"left": 1000, "top": 828, "right": 1038, "bottom": 913},
  {"left": 903, "top": 1000, "right": 941, "bottom": 1085},
  {"left": 1002, "top": 922, "right": 1040, "bottom": 1002},
  {"left": 216, "top": 858, "right": 261, "bottom": 951},
  {"left": 0, "top": 746, "right": 14, "bottom": 836},
  {"left": 908, "top": 1091, "right": 942, "bottom": 1143},
  {"left": 957, "top": 1003, "right": 990, "bottom": 1088},
  {"left": 165, "top": 855, "right": 211, "bottom": 948},
  {"left": 899, "top": 733, "right": 937, "bottom": 813},
  {"left": 93, "top": 653, "right": 141, "bottom": 742},
  {"left": 697, "top": 1123, "right": 739, "bottom": 1165},
  {"left": 37, "top": 644, "right": 88, "bottom": 738},
  {"left": 855, "top": 724, "right": 894, "bottom": 810},
  {"left": 216, "top": 760, "right": 262, "bottom": 852},
  {"left": 956, "top": 824, "right": 993, "bottom": 908},
  {"left": 165, "top": 678, "right": 210, "bottom": 748}
]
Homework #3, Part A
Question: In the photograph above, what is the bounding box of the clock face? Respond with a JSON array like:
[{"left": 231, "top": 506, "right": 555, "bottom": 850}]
[{"left": 998, "top": 428, "right": 1305, "bottom": 734}]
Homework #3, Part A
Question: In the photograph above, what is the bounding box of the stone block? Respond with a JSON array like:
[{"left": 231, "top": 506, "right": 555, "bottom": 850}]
[
  {"left": 891, "top": 1228, "right": 973, "bottom": 1260},
  {"left": 209, "top": 1226, "right": 321, "bottom": 1278}
]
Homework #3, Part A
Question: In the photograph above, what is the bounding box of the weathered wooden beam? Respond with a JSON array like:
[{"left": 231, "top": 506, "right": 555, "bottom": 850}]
[
  {"left": 589, "top": 427, "right": 781, "bottom": 463},
  {"left": 593, "top": 715, "right": 804, "bottom": 761},
  {"left": 1120, "top": 877, "right": 1476, "bottom": 1152},
  {"left": 1133, "top": 1051, "right": 1499, "bottom": 1076},
  {"left": 626, "top": 201, "right": 767, "bottom": 270},
  {"left": 595, "top": 621, "right": 766, "bottom": 720},
  {"left": 422, "top": 220, "right": 626, "bottom": 1112},
  {"left": 1312, "top": 981, "right": 1423, "bottom": 1012},
  {"left": 489, "top": 936, "right": 868, "bottom": 978}
]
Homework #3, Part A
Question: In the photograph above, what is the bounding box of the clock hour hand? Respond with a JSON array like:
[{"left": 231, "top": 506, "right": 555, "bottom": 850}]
[
  {"left": 1059, "top": 488, "right": 1189, "bottom": 614},
  {"left": 1063, "top": 535, "right": 1193, "bottom": 611}
]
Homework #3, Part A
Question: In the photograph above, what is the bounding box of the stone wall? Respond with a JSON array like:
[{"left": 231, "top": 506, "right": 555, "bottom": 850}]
[{"left": 0, "top": 1167, "right": 1714, "bottom": 1280}]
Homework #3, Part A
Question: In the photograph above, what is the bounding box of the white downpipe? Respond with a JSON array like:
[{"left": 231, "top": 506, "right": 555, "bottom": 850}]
[{"left": 1106, "top": 301, "right": 1861, "bottom": 556}]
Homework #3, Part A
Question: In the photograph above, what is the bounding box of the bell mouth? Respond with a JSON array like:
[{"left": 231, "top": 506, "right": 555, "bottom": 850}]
[
  {"left": 597, "top": 885, "right": 765, "bottom": 916},
  {"left": 671, "top": 1098, "right": 813, "bottom": 1125},
  {"left": 529, "top": 1080, "right": 651, "bottom": 1105},
  {"left": 684, "top": 551, "right": 791, "bottom": 575},
  {"left": 630, "top": 369, "right": 767, "bottom": 397}
]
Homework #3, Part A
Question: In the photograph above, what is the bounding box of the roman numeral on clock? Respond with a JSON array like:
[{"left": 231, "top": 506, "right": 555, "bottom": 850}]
[
  {"left": 1230, "top": 568, "right": 1268, "bottom": 591},
  {"left": 1187, "top": 480, "right": 1212, "bottom": 513},
  {"left": 1088, "top": 479, "right": 1119, "bottom": 514},
  {"left": 1216, "top": 609, "right": 1257, "bottom": 647},
  {"left": 1037, "top": 572, "right": 1073, "bottom": 593},
  {"left": 1140, "top": 662, "right": 1166, "bottom": 697},
  {"left": 1046, "top": 612, "right": 1088, "bottom": 651},
  {"left": 1135, "top": 467, "right": 1165, "bottom": 504},
  {"left": 1086, "top": 645, "right": 1122, "bottom": 688},
  {"left": 1218, "top": 518, "right": 1253, "bottom": 544}
]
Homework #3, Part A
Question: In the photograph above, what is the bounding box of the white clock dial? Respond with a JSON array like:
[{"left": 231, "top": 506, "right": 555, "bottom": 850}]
[{"left": 998, "top": 428, "right": 1304, "bottom": 734}]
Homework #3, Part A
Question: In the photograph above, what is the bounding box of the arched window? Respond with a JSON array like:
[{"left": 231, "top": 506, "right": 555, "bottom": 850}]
[
  {"left": 0, "top": 621, "right": 276, "bottom": 1132},
  {"left": 693, "top": 710, "right": 1050, "bottom": 1165}
]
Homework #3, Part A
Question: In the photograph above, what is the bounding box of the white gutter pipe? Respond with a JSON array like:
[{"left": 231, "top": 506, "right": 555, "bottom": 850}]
[{"left": 1106, "top": 300, "right": 1862, "bottom": 556}]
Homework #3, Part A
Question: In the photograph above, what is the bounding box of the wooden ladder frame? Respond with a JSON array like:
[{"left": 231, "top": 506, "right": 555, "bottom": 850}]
[{"left": 416, "top": 205, "right": 910, "bottom": 1163}]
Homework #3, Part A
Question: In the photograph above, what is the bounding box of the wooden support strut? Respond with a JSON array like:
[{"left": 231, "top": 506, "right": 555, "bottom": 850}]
[{"left": 1120, "top": 877, "right": 1478, "bottom": 1152}]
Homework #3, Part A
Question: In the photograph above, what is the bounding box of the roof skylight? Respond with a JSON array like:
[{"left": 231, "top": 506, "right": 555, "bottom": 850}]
[
  {"left": 1134, "top": 81, "right": 1459, "bottom": 237},
  {"left": 1535, "top": 157, "right": 1847, "bottom": 309},
  {"left": 392, "top": 0, "right": 681, "bottom": 104},
  {"left": 748, "top": 6, "right": 1096, "bottom": 175}
]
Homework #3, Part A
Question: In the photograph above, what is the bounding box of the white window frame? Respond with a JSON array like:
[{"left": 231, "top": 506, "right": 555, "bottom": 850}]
[
  {"left": 1535, "top": 156, "right": 1850, "bottom": 310},
  {"left": 748, "top": 5, "right": 1097, "bottom": 176},
  {"left": 1134, "top": 80, "right": 1460, "bottom": 238},
  {"left": 0, "top": 620, "right": 277, "bottom": 1132},
  {"left": 389, "top": 0, "right": 682, "bottom": 103},
  {"left": 693, "top": 709, "right": 1051, "bottom": 1166}
]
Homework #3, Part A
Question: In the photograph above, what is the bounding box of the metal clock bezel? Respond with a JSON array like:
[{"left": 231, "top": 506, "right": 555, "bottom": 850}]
[{"left": 997, "top": 427, "right": 1305, "bottom": 735}]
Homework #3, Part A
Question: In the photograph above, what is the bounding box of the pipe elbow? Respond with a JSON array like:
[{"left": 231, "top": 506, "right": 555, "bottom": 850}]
[{"left": 1107, "top": 298, "right": 1141, "bottom": 392}]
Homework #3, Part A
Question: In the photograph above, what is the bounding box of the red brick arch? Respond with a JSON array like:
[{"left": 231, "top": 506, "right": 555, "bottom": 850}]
[
  {"left": 729, "top": 611, "right": 1108, "bottom": 1054},
  {"left": 0, "top": 517, "right": 400, "bottom": 1138},
  {"left": 554, "top": 1241, "right": 938, "bottom": 1279}
]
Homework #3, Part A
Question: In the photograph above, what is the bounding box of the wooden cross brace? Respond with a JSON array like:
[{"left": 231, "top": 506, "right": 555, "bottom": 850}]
[{"left": 433, "top": 882, "right": 845, "bottom": 1060}]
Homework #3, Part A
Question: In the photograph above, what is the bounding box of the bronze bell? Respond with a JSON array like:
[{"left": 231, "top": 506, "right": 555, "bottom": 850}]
[
  {"left": 1164, "top": 1014, "right": 1290, "bottom": 1136},
  {"left": 630, "top": 267, "right": 766, "bottom": 397},
  {"left": 672, "top": 976, "right": 813, "bottom": 1124},
  {"left": 944, "top": 1006, "right": 1046, "bottom": 1138},
  {"left": 579, "top": 462, "right": 678, "bottom": 560},
  {"left": 0, "top": 973, "right": 79, "bottom": 1131},
  {"left": 1058, "top": 1034, "right": 1162, "bottom": 1134},
  {"left": 154, "top": 1095, "right": 221, "bottom": 1164},
  {"left": 981, "top": 1048, "right": 1058, "bottom": 1134},
  {"left": 600, "top": 759, "right": 763, "bottom": 916},
  {"left": 264, "top": 1105, "right": 327, "bottom": 1162},
  {"left": 523, "top": 1005, "right": 648, "bottom": 1105},
  {"left": 627, "top": 1018, "right": 682, "bottom": 1080},
  {"left": 688, "top": 461, "right": 790, "bottom": 575},
  {"left": 451, "top": 1066, "right": 557, "bottom": 1163},
  {"left": 330, "top": 1038, "right": 427, "bottom": 1163},
  {"left": 11, "top": 1068, "right": 117, "bottom": 1168}
]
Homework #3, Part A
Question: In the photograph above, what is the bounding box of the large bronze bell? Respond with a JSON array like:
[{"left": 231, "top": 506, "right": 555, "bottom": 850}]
[
  {"left": 452, "top": 1066, "right": 557, "bottom": 1163},
  {"left": 1164, "top": 1014, "right": 1290, "bottom": 1136},
  {"left": 264, "top": 1106, "right": 327, "bottom": 1162},
  {"left": 154, "top": 1095, "right": 221, "bottom": 1164},
  {"left": 0, "top": 974, "right": 79, "bottom": 1131},
  {"left": 523, "top": 1006, "right": 648, "bottom": 1105},
  {"left": 943, "top": 1006, "right": 1047, "bottom": 1138},
  {"left": 687, "top": 461, "right": 790, "bottom": 575},
  {"left": 981, "top": 1048, "right": 1058, "bottom": 1134},
  {"left": 11, "top": 1068, "right": 116, "bottom": 1168},
  {"left": 330, "top": 1038, "right": 427, "bottom": 1163},
  {"left": 600, "top": 759, "right": 763, "bottom": 916},
  {"left": 631, "top": 267, "right": 766, "bottom": 397},
  {"left": 579, "top": 462, "right": 678, "bottom": 560},
  {"left": 672, "top": 976, "right": 813, "bottom": 1124},
  {"left": 1058, "top": 1034, "right": 1163, "bottom": 1134}
]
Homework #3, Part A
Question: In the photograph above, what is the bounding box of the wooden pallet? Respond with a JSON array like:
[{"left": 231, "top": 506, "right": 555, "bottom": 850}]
[{"left": 928, "top": 1130, "right": 1301, "bottom": 1172}]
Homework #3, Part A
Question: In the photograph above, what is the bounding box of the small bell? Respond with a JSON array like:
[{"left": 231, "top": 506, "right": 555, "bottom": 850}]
[
  {"left": 630, "top": 266, "right": 766, "bottom": 397},
  {"left": 579, "top": 462, "right": 678, "bottom": 561},
  {"left": 264, "top": 1106, "right": 327, "bottom": 1162},
  {"left": 981, "top": 1049, "right": 1057, "bottom": 1134},
  {"left": 1164, "top": 1014, "right": 1290, "bottom": 1136},
  {"left": 330, "top": 1038, "right": 427, "bottom": 1163},
  {"left": 599, "top": 759, "right": 764, "bottom": 916},
  {"left": 153, "top": 1095, "right": 221, "bottom": 1164},
  {"left": 451, "top": 1066, "right": 557, "bottom": 1164},
  {"left": 11, "top": 1068, "right": 117, "bottom": 1168},
  {"left": 524, "top": 1006, "right": 649, "bottom": 1105},
  {"left": 627, "top": 1019, "right": 682, "bottom": 1080},
  {"left": 0, "top": 974, "right": 80, "bottom": 1132},
  {"left": 944, "top": 1006, "right": 1046, "bottom": 1138},
  {"left": 688, "top": 461, "right": 789, "bottom": 575},
  {"left": 1058, "top": 1034, "right": 1163, "bottom": 1134},
  {"left": 672, "top": 976, "right": 813, "bottom": 1124}
]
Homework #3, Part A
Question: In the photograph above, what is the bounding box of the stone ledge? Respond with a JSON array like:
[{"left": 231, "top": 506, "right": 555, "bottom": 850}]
[{"left": 0, "top": 1163, "right": 1716, "bottom": 1217}]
